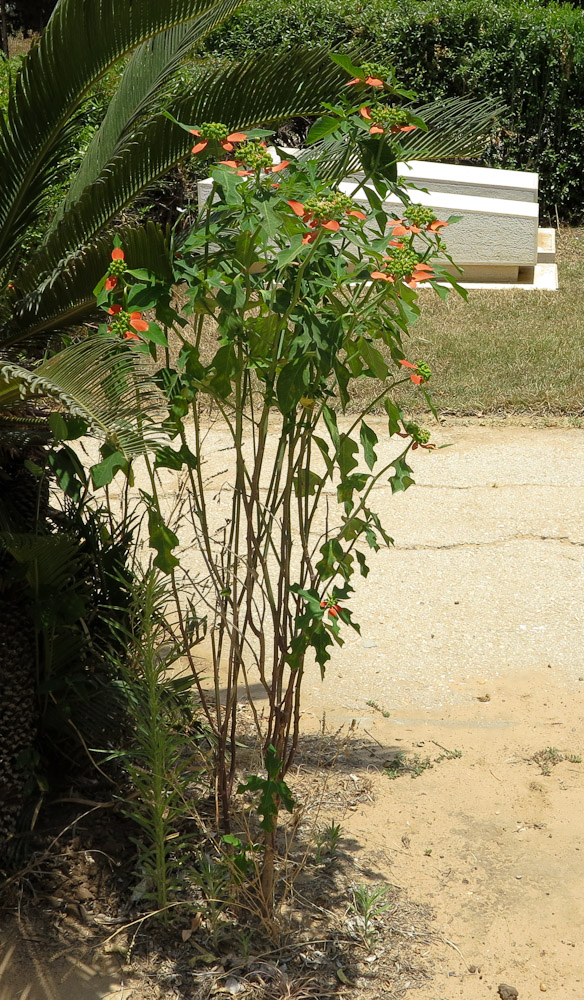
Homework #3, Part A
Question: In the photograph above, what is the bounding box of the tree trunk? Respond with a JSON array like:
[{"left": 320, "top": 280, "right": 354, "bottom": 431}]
[
  {"left": 0, "top": 0, "right": 8, "bottom": 59},
  {"left": 0, "top": 442, "right": 48, "bottom": 854}
]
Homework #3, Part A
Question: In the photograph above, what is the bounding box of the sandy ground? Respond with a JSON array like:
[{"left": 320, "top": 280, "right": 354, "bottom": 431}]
[{"left": 1, "top": 423, "right": 583, "bottom": 999}]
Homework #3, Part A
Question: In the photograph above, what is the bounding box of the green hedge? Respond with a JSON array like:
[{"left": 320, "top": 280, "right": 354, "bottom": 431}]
[{"left": 203, "top": 0, "right": 584, "bottom": 222}]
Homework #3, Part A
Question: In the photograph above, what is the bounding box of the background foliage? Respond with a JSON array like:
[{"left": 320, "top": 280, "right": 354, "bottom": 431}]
[{"left": 202, "top": 0, "right": 584, "bottom": 222}]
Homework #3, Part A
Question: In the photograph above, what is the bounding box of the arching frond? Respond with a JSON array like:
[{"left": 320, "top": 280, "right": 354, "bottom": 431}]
[
  {"left": 13, "top": 47, "right": 351, "bottom": 330},
  {"left": 307, "top": 96, "right": 504, "bottom": 181},
  {"left": 53, "top": 0, "right": 246, "bottom": 228},
  {"left": 0, "top": 0, "right": 236, "bottom": 278},
  {"left": 0, "top": 336, "right": 169, "bottom": 457},
  {"left": 2, "top": 222, "right": 171, "bottom": 348}
]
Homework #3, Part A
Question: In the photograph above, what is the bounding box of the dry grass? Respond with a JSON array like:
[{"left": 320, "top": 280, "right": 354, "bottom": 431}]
[
  {"left": 371, "top": 226, "right": 584, "bottom": 418},
  {"left": 177, "top": 228, "right": 584, "bottom": 424}
]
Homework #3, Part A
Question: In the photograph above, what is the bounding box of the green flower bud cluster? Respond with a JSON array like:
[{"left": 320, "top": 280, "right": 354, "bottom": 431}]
[
  {"left": 404, "top": 421, "right": 431, "bottom": 444},
  {"left": 198, "top": 122, "right": 230, "bottom": 140},
  {"left": 109, "top": 311, "right": 132, "bottom": 335},
  {"left": 304, "top": 192, "right": 354, "bottom": 222},
  {"left": 416, "top": 362, "right": 432, "bottom": 382},
  {"left": 236, "top": 141, "right": 273, "bottom": 170},
  {"left": 108, "top": 258, "right": 127, "bottom": 277},
  {"left": 369, "top": 105, "right": 410, "bottom": 128},
  {"left": 383, "top": 247, "right": 420, "bottom": 279},
  {"left": 361, "top": 61, "right": 391, "bottom": 82},
  {"left": 404, "top": 203, "right": 437, "bottom": 228}
]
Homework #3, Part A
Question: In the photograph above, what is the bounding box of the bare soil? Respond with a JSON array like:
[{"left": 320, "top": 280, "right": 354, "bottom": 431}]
[{"left": 2, "top": 425, "right": 583, "bottom": 999}]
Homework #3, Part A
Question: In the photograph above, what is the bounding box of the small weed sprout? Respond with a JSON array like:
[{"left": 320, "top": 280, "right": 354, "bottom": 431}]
[
  {"left": 350, "top": 882, "right": 394, "bottom": 950},
  {"left": 314, "top": 819, "right": 343, "bottom": 863},
  {"left": 532, "top": 747, "right": 582, "bottom": 776},
  {"left": 384, "top": 745, "right": 462, "bottom": 779},
  {"left": 193, "top": 855, "right": 232, "bottom": 949},
  {"left": 366, "top": 699, "right": 391, "bottom": 718}
]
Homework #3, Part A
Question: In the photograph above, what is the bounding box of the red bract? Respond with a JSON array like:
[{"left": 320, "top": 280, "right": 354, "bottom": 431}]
[
  {"left": 359, "top": 106, "right": 417, "bottom": 136},
  {"left": 347, "top": 76, "right": 384, "bottom": 88},
  {"left": 287, "top": 200, "right": 307, "bottom": 217},
  {"left": 218, "top": 159, "right": 253, "bottom": 177},
  {"left": 389, "top": 218, "right": 448, "bottom": 236},
  {"left": 286, "top": 200, "right": 366, "bottom": 242},
  {"left": 406, "top": 261, "right": 435, "bottom": 288},
  {"left": 190, "top": 129, "right": 247, "bottom": 154},
  {"left": 399, "top": 360, "right": 425, "bottom": 384},
  {"left": 108, "top": 304, "right": 149, "bottom": 336},
  {"left": 321, "top": 600, "right": 341, "bottom": 618},
  {"left": 106, "top": 247, "right": 126, "bottom": 290},
  {"left": 387, "top": 219, "right": 421, "bottom": 236},
  {"left": 371, "top": 260, "right": 434, "bottom": 288}
]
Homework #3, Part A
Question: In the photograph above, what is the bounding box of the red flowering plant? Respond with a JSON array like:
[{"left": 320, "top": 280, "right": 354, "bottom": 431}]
[
  {"left": 93, "top": 237, "right": 172, "bottom": 359},
  {"left": 118, "top": 56, "right": 467, "bottom": 906}
]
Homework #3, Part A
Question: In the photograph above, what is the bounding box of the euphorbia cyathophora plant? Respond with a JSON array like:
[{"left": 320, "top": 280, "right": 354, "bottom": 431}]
[{"left": 88, "top": 54, "right": 465, "bottom": 909}]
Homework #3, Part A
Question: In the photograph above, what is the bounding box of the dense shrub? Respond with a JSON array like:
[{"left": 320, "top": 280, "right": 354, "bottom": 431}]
[{"left": 203, "top": 0, "right": 584, "bottom": 222}]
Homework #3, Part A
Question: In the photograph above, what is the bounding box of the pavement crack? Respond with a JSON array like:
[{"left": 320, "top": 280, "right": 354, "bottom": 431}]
[
  {"left": 395, "top": 534, "right": 584, "bottom": 551},
  {"left": 416, "top": 483, "right": 583, "bottom": 491}
]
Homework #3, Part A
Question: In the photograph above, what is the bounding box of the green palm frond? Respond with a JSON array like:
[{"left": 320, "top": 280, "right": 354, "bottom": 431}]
[
  {"left": 0, "top": 336, "right": 169, "bottom": 457},
  {"left": 2, "top": 532, "right": 85, "bottom": 596},
  {"left": 11, "top": 47, "right": 351, "bottom": 338},
  {"left": 2, "top": 221, "right": 171, "bottom": 347},
  {"left": 53, "top": 0, "right": 246, "bottom": 228},
  {"left": 400, "top": 96, "right": 505, "bottom": 161},
  {"left": 307, "top": 96, "right": 504, "bottom": 181},
  {"left": 0, "top": 0, "right": 238, "bottom": 279}
]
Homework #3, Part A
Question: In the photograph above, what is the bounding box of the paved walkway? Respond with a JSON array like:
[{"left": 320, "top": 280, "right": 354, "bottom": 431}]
[{"left": 295, "top": 423, "right": 584, "bottom": 716}]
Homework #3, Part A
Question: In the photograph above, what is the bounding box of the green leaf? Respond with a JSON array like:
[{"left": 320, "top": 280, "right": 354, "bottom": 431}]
[
  {"left": 338, "top": 434, "right": 359, "bottom": 476},
  {"left": 360, "top": 420, "right": 378, "bottom": 470},
  {"left": 322, "top": 405, "right": 340, "bottom": 452},
  {"left": 293, "top": 469, "right": 322, "bottom": 497},
  {"left": 329, "top": 52, "right": 363, "bottom": 78},
  {"left": 141, "top": 323, "right": 169, "bottom": 347},
  {"left": 276, "top": 359, "right": 309, "bottom": 413},
  {"left": 155, "top": 443, "right": 198, "bottom": 471},
  {"left": 359, "top": 336, "right": 389, "bottom": 379},
  {"left": 47, "top": 445, "right": 87, "bottom": 500},
  {"left": 148, "top": 508, "right": 180, "bottom": 573},
  {"left": 337, "top": 472, "right": 369, "bottom": 508},
  {"left": 312, "top": 435, "right": 334, "bottom": 476},
  {"left": 311, "top": 624, "right": 335, "bottom": 678},
  {"left": 389, "top": 457, "right": 415, "bottom": 493},
  {"left": 306, "top": 115, "right": 340, "bottom": 145},
  {"left": 384, "top": 398, "right": 402, "bottom": 436},
  {"left": 237, "top": 746, "right": 295, "bottom": 832},
  {"left": 91, "top": 450, "right": 128, "bottom": 488},
  {"left": 275, "top": 234, "right": 304, "bottom": 270},
  {"left": 355, "top": 550, "right": 370, "bottom": 578}
]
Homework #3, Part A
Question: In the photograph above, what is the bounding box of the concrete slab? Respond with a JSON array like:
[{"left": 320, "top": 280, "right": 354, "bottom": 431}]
[{"left": 396, "top": 159, "right": 539, "bottom": 202}]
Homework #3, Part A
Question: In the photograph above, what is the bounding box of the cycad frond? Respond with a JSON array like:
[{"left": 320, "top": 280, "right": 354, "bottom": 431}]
[
  {"left": 53, "top": 0, "right": 245, "bottom": 228},
  {"left": 2, "top": 222, "right": 171, "bottom": 347},
  {"left": 13, "top": 47, "right": 350, "bottom": 331},
  {"left": 309, "top": 96, "right": 504, "bottom": 181},
  {"left": 401, "top": 96, "right": 505, "bottom": 161},
  {"left": 0, "top": 0, "right": 236, "bottom": 279},
  {"left": 0, "top": 336, "right": 168, "bottom": 457}
]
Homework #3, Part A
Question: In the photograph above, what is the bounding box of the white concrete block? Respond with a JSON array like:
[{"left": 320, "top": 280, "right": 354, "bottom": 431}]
[
  {"left": 396, "top": 160, "right": 538, "bottom": 203},
  {"left": 339, "top": 182, "right": 540, "bottom": 267},
  {"left": 196, "top": 153, "right": 553, "bottom": 287}
]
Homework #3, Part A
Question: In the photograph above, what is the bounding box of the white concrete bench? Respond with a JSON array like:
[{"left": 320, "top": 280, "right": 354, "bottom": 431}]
[{"left": 197, "top": 154, "right": 557, "bottom": 290}]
